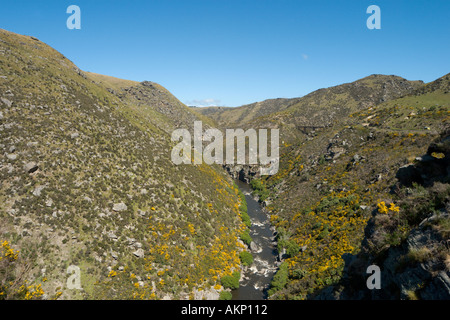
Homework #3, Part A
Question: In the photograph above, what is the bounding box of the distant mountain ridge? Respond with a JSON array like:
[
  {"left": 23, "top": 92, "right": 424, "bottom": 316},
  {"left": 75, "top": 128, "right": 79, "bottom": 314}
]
[{"left": 196, "top": 75, "right": 423, "bottom": 137}]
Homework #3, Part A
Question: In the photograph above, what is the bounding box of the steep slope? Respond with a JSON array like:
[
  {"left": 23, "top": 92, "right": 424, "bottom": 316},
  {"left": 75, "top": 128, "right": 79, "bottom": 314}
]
[
  {"left": 315, "top": 131, "right": 450, "bottom": 300},
  {"left": 257, "top": 74, "right": 450, "bottom": 299},
  {"left": 196, "top": 70, "right": 449, "bottom": 299},
  {"left": 0, "top": 29, "right": 248, "bottom": 300}
]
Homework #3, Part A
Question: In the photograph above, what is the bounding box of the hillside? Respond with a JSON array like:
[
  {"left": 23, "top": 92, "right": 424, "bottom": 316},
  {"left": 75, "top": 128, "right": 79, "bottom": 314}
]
[
  {"left": 193, "top": 97, "right": 302, "bottom": 129},
  {"left": 195, "top": 75, "right": 424, "bottom": 142},
  {"left": 197, "top": 71, "right": 450, "bottom": 299},
  {"left": 0, "top": 29, "right": 250, "bottom": 300},
  {"left": 1, "top": 27, "right": 448, "bottom": 301},
  {"left": 242, "top": 73, "right": 450, "bottom": 299}
]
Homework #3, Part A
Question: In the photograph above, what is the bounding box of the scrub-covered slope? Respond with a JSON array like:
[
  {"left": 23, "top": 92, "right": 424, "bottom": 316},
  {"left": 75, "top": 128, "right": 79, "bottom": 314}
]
[{"left": 0, "top": 29, "right": 248, "bottom": 300}]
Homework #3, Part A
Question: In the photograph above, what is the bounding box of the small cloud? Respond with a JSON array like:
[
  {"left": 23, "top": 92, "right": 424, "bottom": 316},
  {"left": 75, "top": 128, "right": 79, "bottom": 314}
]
[
  {"left": 185, "top": 98, "right": 221, "bottom": 107},
  {"left": 301, "top": 53, "right": 309, "bottom": 60}
]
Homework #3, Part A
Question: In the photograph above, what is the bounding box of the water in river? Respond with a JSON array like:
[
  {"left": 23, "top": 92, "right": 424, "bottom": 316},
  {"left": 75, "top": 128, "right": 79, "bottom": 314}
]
[{"left": 232, "top": 179, "right": 278, "bottom": 300}]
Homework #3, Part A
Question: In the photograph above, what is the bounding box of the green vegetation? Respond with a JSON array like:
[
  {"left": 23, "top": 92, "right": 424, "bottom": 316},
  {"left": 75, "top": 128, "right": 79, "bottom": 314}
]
[
  {"left": 237, "top": 188, "right": 251, "bottom": 228},
  {"left": 1, "top": 28, "right": 449, "bottom": 300},
  {"left": 239, "top": 251, "right": 254, "bottom": 266},
  {"left": 250, "top": 179, "right": 270, "bottom": 202},
  {"left": 239, "top": 230, "right": 252, "bottom": 247},
  {"left": 220, "top": 271, "right": 241, "bottom": 290},
  {"left": 219, "top": 290, "right": 232, "bottom": 300},
  {"left": 0, "top": 29, "right": 246, "bottom": 300},
  {"left": 268, "top": 262, "right": 289, "bottom": 296}
]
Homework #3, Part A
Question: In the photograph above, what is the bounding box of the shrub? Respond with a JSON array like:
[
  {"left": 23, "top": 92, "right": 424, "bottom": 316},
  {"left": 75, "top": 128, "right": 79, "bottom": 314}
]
[
  {"left": 268, "top": 262, "right": 289, "bottom": 296},
  {"left": 219, "top": 290, "right": 232, "bottom": 300},
  {"left": 278, "top": 238, "right": 300, "bottom": 257},
  {"left": 239, "top": 251, "right": 253, "bottom": 266},
  {"left": 407, "top": 247, "right": 432, "bottom": 264},
  {"left": 220, "top": 271, "right": 240, "bottom": 290},
  {"left": 240, "top": 230, "right": 252, "bottom": 247},
  {"left": 250, "top": 179, "right": 270, "bottom": 202}
]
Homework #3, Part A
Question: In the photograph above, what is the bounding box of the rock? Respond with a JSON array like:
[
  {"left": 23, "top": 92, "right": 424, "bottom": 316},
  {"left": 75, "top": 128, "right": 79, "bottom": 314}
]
[
  {"left": 396, "top": 164, "right": 423, "bottom": 186},
  {"left": 111, "top": 252, "right": 118, "bottom": 260},
  {"left": 112, "top": 202, "right": 127, "bottom": 212},
  {"left": 1, "top": 97, "right": 12, "bottom": 107},
  {"left": 249, "top": 241, "right": 260, "bottom": 253},
  {"left": 33, "top": 185, "right": 46, "bottom": 197},
  {"left": 193, "top": 288, "right": 219, "bottom": 300},
  {"left": 138, "top": 210, "right": 146, "bottom": 216},
  {"left": 353, "top": 154, "right": 365, "bottom": 162},
  {"left": 6, "top": 153, "right": 17, "bottom": 161},
  {"left": 70, "top": 132, "right": 79, "bottom": 139},
  {"left": 133, "top": 248, "right": 145, "bottom": 258},
  {"left": 420, "top": 271, "right": 450, "bottom": 299},
  {"left": 0, "top": 111, "right": 3, "bottom": 119},
  {"left": 262, "top": 199, "right": 271, "bottom": 207},
  {"left": 329, "top": 146, "right": 346, "bottom": 159},
  {"left": 24, "top": 161, "right": 39, "bottom": 173},
  {"left": 107, "top": 232, "right": 118, "bottom": 240}
]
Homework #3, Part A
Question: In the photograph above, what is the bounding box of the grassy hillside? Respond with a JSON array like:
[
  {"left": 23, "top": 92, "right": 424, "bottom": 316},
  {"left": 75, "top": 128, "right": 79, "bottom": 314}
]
[{"left": 0, "top": 29, "right": 250, "bottom": 300}]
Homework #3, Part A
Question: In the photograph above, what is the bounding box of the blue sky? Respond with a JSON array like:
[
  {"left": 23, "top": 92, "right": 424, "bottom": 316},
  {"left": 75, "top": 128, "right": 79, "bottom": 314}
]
[{"left": 1, "top": 0, "right": 449, "bottom": 107}]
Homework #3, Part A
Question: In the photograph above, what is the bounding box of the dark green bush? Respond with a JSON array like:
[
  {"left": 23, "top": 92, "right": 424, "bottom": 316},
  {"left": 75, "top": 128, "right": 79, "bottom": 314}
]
[
  {"left": 220, "top": 271, "right": 240, "bottom": 290},
  {"left": 240, "top": 230, "right": 252, "bottom": 247},
  {"left": 239, "top": 251, "right": 253, "bottom": 266},
  {"left": 219, "top": 290, "right": 232, "bottom": 300},
  {"left": 268, "top": 262, "right": 289, "bottom": 296}
]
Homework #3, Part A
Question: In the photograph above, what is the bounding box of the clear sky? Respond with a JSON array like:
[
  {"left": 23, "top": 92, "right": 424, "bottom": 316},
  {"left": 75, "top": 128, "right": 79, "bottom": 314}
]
[{"left": 1, "top": 0, "right": 449, "bottom": 107}]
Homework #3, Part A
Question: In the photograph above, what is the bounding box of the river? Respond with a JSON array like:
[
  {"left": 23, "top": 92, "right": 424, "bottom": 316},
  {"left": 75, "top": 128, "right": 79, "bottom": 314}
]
[{"left": 232, "top": 179, "right": 278, "bottom": 300}]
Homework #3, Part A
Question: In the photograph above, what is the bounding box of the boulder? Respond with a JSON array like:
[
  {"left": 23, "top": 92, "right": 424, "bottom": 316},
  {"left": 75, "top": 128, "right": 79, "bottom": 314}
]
[
  {"left": 133, "top": 248, "right": 145, "bottom": 258},
  {"left": 6, "top": 153, "right": 17, "bottom": 161},
  {"left": 24, "top": 161, "right": 39, "bottom": 173},
  {"left": 112, "top": 202, "right": 127, "bottom": 212},
  {"left": 249, "top": 241, "right": 260, "bottom": 253},
  {"left": 32, "top": 185, "right": 46, "bottom": 197},
  {"left": 1, "top": 97, "right": 12, "bottom": 107}
]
